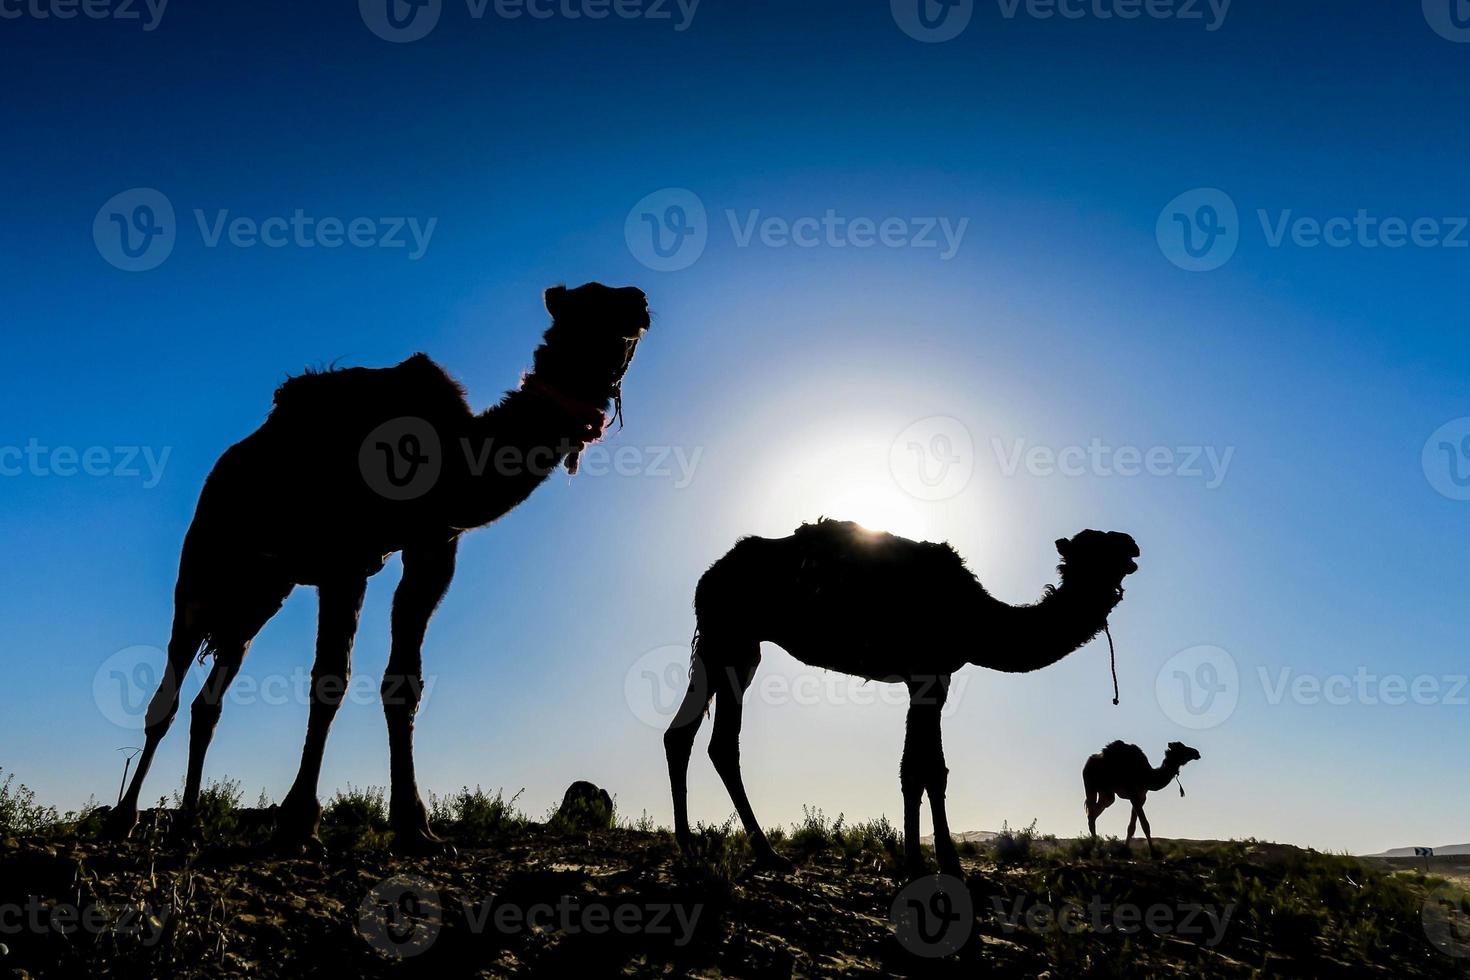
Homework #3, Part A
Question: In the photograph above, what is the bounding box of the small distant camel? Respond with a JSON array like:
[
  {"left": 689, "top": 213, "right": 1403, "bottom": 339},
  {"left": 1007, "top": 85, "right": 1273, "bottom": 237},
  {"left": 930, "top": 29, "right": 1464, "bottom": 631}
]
[
  {"left": 1083, "top": 740, "right": 1200, "bottom": 857},
  {"left": 665, "top": 519, "right": 1140, "bottom": 875},
  {"left": 104, "top": 283, "right": 650, "bottom": 854}
]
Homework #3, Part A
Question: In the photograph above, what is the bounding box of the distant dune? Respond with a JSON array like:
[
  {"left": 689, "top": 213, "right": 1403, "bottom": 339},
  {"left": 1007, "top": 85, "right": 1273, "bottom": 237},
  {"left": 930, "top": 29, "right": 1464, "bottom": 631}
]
[
  {"left": 919, "top": 830, "right": 1000, "bottom": 845},
  {"left": 1370, "top": 843, "right": 1470, "bottom": 857}
]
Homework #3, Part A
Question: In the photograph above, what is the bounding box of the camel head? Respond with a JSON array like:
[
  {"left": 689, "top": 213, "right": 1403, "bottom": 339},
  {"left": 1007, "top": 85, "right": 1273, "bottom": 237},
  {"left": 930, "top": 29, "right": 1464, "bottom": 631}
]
[
  {"left": 1054, "top": 529, "right": 1139, "bottom": 599},
  {"left": 1164, "top": 741, "right": 1201, "bottom": 768},
  {"left": 534, "top": 282, "right": 650, "bottom": 403}
]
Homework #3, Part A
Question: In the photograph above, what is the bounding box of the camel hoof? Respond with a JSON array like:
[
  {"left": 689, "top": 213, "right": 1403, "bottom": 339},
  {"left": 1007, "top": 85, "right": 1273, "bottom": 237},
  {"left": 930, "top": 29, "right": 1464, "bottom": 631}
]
[
  {"left": 168, "top": 817, "right": 204, "bottom": 849},
  {"left": 750, "top": 849, "right": 795, "bottom": 875},
  {"left": 101, "top": 805, "right": 138, "bottom": 843},
  {"left": 392, "top": 828, "right": 457, "bottom": 858}
]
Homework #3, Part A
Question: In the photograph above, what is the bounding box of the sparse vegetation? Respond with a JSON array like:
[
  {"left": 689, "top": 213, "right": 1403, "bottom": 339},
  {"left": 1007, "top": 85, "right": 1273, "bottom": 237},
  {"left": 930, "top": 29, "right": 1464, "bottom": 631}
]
[
  {"left": 429, "top": 786, "right": 526, "bottom": 844},
  {"left": 321, "top": 783, "right": 389, "bottom": 851},
  {"left": 2, "top": 777, "right": 1465, "bottom": 977},
  {"left": 994, "top": 818, "right": 1039, "bottom": 866},
  {"left": 0, "top": 769, "right": 59, "bottom": 836},
  {"left": 172, "top": 776, "right": 244, "bottom": 841}
]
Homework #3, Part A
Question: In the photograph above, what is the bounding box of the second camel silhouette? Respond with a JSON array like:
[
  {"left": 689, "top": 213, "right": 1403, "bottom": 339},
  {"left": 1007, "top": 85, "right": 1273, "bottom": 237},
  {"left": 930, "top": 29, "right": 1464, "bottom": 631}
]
[
  {"left": 1083, "top": 739, "right": 1201, "bottom": 858},
  {"left": 665, "top": 519, "right": 1140, "bottom": 875}
]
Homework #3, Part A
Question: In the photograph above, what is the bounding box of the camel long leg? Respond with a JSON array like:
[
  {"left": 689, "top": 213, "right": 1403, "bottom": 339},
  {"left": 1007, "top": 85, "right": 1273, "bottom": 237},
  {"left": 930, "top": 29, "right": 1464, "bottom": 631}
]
[
  {"left": 179, "top": 647, "right": 247, "bottom": 823},
  {"left": 664, "top": 649, "right": 714, "bottom": 854},
  {"left": 706, "top": 651, "right": 787, "bottom": 868},
  {"left": 1127, "top": 804, "right": 1139, "bottom": 847},
  {"left": 277, "top": 577, "right": 368, "bottom": 841},
  {"left": 902, "top": 676, "right": 957, "bottom": 875},
  {"left": 105, "top": 608, "right": 207, "bottom": 838},
  {"left": 1087, "top": 790, "right": 1115, "bottom": 838},
  {"left": 382, "top": 538, "right": 457, "bottom": 853},
  {"left": 1136, "top": 800, "right": 1155, "bottom": 858}
]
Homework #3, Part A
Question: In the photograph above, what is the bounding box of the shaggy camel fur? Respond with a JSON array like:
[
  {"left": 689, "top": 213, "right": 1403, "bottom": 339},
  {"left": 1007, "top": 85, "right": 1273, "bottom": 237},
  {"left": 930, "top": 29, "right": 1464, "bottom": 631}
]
[
  {"left": 105, "top": 283, "right": 649, "bottom": 853},
  {"left": 665, "top": 520, "right": 1140, "bottom": 875}
]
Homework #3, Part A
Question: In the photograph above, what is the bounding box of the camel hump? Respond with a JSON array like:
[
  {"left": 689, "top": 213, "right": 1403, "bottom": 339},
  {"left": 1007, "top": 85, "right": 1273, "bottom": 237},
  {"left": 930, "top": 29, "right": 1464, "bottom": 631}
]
[
  {"left": 788, "top": 518, "right": 969, "bottom": 583},
  {"left": 269, "top": 352, "right": 471, "bottom": 421},
  {"left": 1100, "top": 740, "right": 1149, "bottom": 769}
]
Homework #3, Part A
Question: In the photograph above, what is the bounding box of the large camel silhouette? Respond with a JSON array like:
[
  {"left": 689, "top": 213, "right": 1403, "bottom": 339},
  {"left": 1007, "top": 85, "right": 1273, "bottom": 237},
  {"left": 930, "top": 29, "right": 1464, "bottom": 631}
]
[
  {"left": 105, "top": 283, "right": 649, "bottom": 853},
  {"left": 665, "top": 520, "right": 1139, "bottom": 875}
]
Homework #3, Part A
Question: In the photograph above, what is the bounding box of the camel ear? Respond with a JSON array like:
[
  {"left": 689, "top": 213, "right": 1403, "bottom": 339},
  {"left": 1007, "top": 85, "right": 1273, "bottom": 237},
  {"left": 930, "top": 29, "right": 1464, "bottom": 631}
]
[
  {"left": 544, "top": 285, "right": 568, "bottom": 318},
  {"left": 1055, "top": 537, "right": 1071, "bottom": 557}
]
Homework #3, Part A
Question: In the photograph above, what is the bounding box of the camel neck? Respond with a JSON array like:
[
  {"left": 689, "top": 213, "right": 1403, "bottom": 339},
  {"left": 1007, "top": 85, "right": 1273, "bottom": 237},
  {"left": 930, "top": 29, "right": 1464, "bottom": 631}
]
[
  {"left": 1148, "top": 761, "right": 1182, "bottom": 792},
  {"left": 968, "top": 580, "right": 1119, "bottom": 674}
]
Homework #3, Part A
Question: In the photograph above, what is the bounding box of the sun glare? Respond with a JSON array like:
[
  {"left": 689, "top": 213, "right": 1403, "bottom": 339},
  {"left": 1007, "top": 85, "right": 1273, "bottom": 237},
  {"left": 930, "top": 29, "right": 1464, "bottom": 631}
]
[{"left": 825, "top": 485, "right": 931, "bottom": 542}]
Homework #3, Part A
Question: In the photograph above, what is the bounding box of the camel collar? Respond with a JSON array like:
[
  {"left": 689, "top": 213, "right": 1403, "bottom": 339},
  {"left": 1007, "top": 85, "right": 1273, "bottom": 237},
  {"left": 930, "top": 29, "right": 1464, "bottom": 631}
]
[{"left": 520, "top": 376, "right": 608, "bottom": 446}]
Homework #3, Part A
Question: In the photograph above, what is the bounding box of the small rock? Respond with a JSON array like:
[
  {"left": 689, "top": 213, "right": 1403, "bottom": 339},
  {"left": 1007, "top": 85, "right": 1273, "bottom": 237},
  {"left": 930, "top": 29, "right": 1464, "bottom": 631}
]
[{"left": 554, "top": 782, "right": 614, "bottom": 832}]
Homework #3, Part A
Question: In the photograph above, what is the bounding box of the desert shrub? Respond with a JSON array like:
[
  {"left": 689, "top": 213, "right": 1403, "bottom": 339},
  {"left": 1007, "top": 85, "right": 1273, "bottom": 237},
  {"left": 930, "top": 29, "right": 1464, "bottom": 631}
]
[
  {"left": 172, "top": 777, "right": 244, "bottom": 840},
  {"left": 789, "top": 805, "right": 845, "bottom": 856},
  {"left": 994, "top": 819, "right": 1039, "bottom": 866},
  {"left": 620, "top": 808, "right": 659, "bottom": 833},
  {"left": 1067, "top": 833, "right": 1130, "bottom": 860},
  {"left": 0, "top": 769, "right": 60, "bottom": 836},
  {"left": 680, "top": 815, "right": 751, "bottom": 883},
  {"left": 322, "top": 784, "right": 389, "bottom": 850},
  {"left": 429, "top": 786, "right": 525, "bottom": 844},
  {"left": 840, "top": 816, "right": 902, "bottom": 865}
]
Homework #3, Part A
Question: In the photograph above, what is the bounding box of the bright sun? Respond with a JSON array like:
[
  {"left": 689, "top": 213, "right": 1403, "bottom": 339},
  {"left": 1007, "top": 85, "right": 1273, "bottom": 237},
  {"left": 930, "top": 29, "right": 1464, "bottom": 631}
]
[{"left": 825, "top": 485, "right": 931, "bottom": 541}]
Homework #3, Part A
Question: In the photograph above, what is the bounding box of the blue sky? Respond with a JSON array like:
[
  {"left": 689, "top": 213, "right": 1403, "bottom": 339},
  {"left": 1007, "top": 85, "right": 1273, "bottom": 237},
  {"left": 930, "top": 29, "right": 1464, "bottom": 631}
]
[{"left": 1, "top": 0, "right": 1467, "bottom": 853}]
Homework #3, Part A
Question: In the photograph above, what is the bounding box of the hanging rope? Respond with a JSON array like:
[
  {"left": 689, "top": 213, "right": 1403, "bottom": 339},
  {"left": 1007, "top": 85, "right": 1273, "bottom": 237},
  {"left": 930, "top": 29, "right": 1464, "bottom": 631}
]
[{"left": 1106, "top": 622, "right": 1120, "bottom": 706}]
